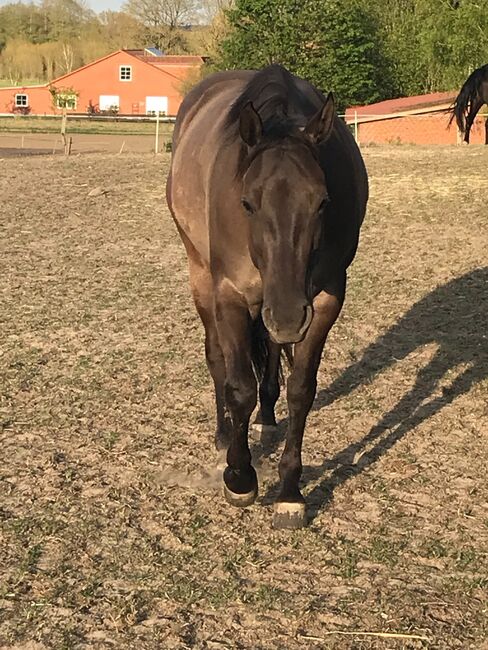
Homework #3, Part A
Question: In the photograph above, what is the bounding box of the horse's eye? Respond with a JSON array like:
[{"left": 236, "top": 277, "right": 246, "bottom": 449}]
[
  {"left": 241, "top": 199, "right": 254, "bottom": 214},
  {"left": 318, "top": 197, "right": 329, "bottom": 213}
]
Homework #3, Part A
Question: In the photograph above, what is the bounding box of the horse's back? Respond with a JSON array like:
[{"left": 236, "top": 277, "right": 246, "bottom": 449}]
[{"left": 172, "top": 70, "right": 253, "bottom": 150}]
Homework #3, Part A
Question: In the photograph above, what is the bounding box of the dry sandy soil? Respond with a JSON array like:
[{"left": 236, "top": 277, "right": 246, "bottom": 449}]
[{"left": 0, "top": 146, "right": 487, "bottom": 649}]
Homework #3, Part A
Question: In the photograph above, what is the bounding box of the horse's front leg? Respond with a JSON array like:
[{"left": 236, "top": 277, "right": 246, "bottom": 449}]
[
  {"left": 274, "top": 290, "right": 344, "bottom": 529},
  {"left": 215, "top": 282, "right": 258, "bottom": 507}
]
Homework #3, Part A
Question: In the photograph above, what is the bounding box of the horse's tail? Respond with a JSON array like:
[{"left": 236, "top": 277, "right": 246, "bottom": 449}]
[
  {"left": 449, "top": 69, "right": 482, "bottom": 133},
  {"left": 251, "top": 316, "right": 293, "bottom": 384}
]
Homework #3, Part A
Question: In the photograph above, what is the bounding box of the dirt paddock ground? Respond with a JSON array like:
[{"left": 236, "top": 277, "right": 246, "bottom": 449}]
[{"left": 0, "top": 146, "right": 487, "bottom": 649}]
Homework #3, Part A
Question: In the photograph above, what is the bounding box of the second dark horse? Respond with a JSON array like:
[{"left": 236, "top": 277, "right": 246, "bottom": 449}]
[
  {"left": 166, "top": 65, "right": 368, "bottom": 528},
  {"left": 450, "top": 63, "right": 488, "bottom": 144}
]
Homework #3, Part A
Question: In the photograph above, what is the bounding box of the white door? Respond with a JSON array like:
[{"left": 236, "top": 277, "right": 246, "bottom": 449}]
[
  {"left": 145, "top": 96, "right": 168, "bottom": 115},
  {"left": 99, "top": 95, "right": 120, "bottom": 111}
]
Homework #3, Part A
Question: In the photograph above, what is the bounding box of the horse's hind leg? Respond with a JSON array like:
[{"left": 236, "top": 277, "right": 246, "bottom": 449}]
[
  {"left": 254, "top": 340, "right": 281, "bottom": 430},
  {"left": 464, "top": 98, "right": 483, "bottom": 143}
]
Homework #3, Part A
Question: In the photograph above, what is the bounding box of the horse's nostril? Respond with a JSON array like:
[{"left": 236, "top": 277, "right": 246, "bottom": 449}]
[
  {"left": 262, "top": 306, "right": 272, "bottom": 324},
  {"left": 299, "top": 305, "right": 313, "bottom": 335}
]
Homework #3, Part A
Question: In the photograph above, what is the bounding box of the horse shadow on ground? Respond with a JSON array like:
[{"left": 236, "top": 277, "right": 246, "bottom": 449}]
[{"left": 254, "top": 267, "right": 487, "bottom": 520}]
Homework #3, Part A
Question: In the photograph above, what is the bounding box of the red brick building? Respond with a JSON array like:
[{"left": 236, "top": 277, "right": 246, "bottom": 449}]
[
  {"left": 345, "top": 91, "right": 487, "bottom": 145},
  {"left": 0, "top": 48, "right": 204, "bottom": 117}
]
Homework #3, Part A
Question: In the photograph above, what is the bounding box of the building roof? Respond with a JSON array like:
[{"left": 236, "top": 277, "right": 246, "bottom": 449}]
[
  {"left": 346, "top": 90, "right": 457, "bottom": 118},
  {"left": 123, "top": 52, "right": 204, "bottom": 81},
  {"left": 131, "top": 54, "right": 205, "bottom": 66}
]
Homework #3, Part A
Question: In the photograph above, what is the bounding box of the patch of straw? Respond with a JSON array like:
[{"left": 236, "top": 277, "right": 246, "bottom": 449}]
[{"left": 299, "top": 631, "right": 430, "bottom": 642}]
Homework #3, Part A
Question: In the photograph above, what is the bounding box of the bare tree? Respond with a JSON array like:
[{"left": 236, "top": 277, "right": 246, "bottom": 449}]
[
  {"left": 124, "top": 0, "right": 198, "bottom": 50},
  {"left": 199, "top": 0, "right": 232, "bottom": 24},
  {"left": 61, "top": 42, "right": 74, "bottom": 74}
]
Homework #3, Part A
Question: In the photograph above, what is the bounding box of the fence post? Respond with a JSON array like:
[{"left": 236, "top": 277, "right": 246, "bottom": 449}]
[
  {"left": 155, "top": 112, "right": 160, "bottom": 154},
  {"left": 61, "top": 108, "right": 71, "bottom": 156},
  {"left": 354, "top": 110, "right": 359, "bottom": 144}
]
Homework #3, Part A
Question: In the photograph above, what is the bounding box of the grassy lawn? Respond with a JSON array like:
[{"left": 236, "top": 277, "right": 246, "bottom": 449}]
[{"left": 0, "top": 115, "right": 174, "bottom": 136}]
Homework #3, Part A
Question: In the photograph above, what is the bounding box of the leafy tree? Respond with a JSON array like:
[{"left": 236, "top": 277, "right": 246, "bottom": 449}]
[
  {"left": 416, "top": 0, "right": 488, "bottom": 90},
  {"left": 0, "top": 2, "right": 48, "bottom": 50},
  {"left": 363, "top": 0, "right": 488, "bottom": 95},
  {"left": 296, "top": 0, "right": 394, "bottom": 106},
  {"left": 39, "top": 0, "right": 94, "bottom": 40},
  {"left": 216, "top": 0, "right": 392, "bottom": 108},
  {"left": 216, "top": 0, "right": 300, "bottom": 70}
]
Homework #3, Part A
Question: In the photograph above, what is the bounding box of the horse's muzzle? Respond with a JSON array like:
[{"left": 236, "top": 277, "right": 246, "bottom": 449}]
[{"left": 262, "top": 304, "right": 313, "bottom": 344}]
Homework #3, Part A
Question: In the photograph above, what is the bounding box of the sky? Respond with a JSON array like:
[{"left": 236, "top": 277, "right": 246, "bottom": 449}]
[{"left": 0, "top": 0, "right": 125, "bottom": 11}]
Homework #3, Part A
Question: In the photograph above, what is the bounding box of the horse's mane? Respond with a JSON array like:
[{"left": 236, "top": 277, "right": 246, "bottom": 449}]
[
  {"left": 225, "top": 64, "right": 313, "bottom": 139},
  {"left": 462, "top": 63, "right": 488, "bottom": 88}
]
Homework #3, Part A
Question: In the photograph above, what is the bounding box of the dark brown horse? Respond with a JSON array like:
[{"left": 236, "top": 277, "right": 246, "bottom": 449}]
[
  {"left": 449, "top": 63, "right": 488, "bottom": 144},
  {"left": 166, "top": 64, "right": 368, "bottom": 528}
]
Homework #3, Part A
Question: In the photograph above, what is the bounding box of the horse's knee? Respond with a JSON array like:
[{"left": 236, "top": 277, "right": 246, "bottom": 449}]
[
  {"left": 225, "top": 376, "right": 257, "bottom": 419},
  {"left": 287, "top": 373, "right": 316, "bottom": 414}
]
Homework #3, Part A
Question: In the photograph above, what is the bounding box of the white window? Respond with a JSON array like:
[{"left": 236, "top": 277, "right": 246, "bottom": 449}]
[
  {"left": 15, "top": 94, "right": 28, "bottom": 107},
  {"left": 56, "top": 94, "right": 77, "bottom": 110},
  {"left": 99, "top": 95, "right": 120, "bottom": 111},
  {"left": 145, "top": 96, "right": 168, "bottom": 116},
  {"left": 119, "top": 65, "right": 132, "bottom": 81}
]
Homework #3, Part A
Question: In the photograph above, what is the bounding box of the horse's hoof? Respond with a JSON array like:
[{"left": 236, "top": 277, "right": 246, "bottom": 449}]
[
  {"left": 273, "top": 501, "right": 307, "bottom": 529},
  {"left": 223, "top": 483, "right": 258, "bottom": 508}
]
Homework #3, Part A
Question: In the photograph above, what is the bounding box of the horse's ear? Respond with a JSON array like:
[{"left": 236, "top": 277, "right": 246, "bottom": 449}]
[
  {"left": 305, "top": 93, "right": 335, "bottom": 143},
  {"left": 239, "top": 102, "right": 262, "bottom": 147}
]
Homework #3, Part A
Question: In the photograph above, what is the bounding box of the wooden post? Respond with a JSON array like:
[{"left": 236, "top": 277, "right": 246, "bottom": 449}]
[
  {"left": 155, "top": 111, "right": 160, "bottom": 154},
  {"left": 354, "top": 110, "right": 359, "bottom": 144},
  {"left": 61, "top": 108, "right": 71, "bottom": 156}
]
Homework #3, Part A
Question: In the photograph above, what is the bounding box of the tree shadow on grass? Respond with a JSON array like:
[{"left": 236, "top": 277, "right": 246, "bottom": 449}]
[{"left": 259, "top": 268, "right": 488, "bottom": 519}]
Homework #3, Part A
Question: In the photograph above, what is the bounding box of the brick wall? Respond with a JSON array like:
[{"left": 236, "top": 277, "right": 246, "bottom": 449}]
[{"left": 357, "top": 113, "right": 487, "bottom": 145}]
